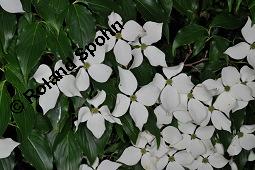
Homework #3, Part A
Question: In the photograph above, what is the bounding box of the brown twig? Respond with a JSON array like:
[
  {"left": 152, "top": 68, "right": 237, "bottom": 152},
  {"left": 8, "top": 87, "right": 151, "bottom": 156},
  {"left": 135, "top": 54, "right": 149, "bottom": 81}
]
[{"left": 185, "top": 50, "right": 208, "bottom": 67}]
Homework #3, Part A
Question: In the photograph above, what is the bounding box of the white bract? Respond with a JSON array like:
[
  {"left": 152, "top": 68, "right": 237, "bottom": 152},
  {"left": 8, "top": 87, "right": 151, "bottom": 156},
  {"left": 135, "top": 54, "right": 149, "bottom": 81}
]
[
  {"left": 213, "top": 66, "right": 253, "bottom": 115},
  {"left": 227, "top": 125, "right": 255, "bottom": 156},
  {"left": 130, "top": 21, "right": 167, "bottom": 68},
  {"left": 74, "top": 90, "right": 120, "bottom": 139},
  {"left": 106, "top": 12, "right": 145, "bottom": 67},
  {"left": 0, "top": 0, "right": 24, "bottom": 13},
  {"left": 0, "top": 138, "right": 19, "bottom": 159},
  {"left": 74, "top": 48, "right": 112, "bottom": 92},
  {"left": 177, "top": 122, "right": 215, "bottom": 158},
  {"left": 79, "top": 158, "right": 121, "bottom": 170},
  {"left": 225, "top": 17, "right": 255, "bottom": 68},
  {"left": 111, "top": 67, "right": 160, "bottom": 130},
  {"left": 33, "top": 61, "right": 81, "bottom": 114}
]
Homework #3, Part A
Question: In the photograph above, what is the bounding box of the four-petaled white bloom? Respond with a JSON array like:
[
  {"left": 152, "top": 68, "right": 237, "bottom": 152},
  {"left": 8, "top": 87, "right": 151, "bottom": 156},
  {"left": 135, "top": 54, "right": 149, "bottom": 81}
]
[
  {"left": 225, "top": 17, "right": 255, "bottom": 68},
  {"left": 227, "top": 125, "right": 255, "bottom": 156},
  {"left": 75, "top": 90, "right": 120, "bottom": 139}
]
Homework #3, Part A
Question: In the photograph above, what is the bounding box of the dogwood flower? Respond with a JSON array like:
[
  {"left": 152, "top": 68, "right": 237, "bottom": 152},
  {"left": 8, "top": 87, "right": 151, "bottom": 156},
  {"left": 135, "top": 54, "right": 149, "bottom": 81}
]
[
  {"left": 177, "top": 122, "right": 215, "bottom": 158},
  {"left": 79, "top": 158, "right": 121, "bottom": 170},
  {"left": 240, "top": 65, "right": 255, "bottom": 97},
  {"left": 0, "top": 0, "right": 24, "bottom": 13},
  {"left": 0, "top": 138, "right": 19, "bottom": 159},
  {"left": 111, "top": 67, "right": 160, "bottom": 130},
  {"left": 130, "top": 21, "right": 167, "bottom": 68},
  {"left": 164, "top": 149, "right": 194, "bottom": 170},
  {"left": 213, "top": 66, "right": 253, "bottom": 115},
  {"left": 33, "top": 61, "right": 81, "bottom": 114},
  {"left": 227, "top": 125, "right": 255, "bottom": 156},
  {"left": 106, "top": 12, "right": 145, "bottom": 66},
  {"left": 74, "top": 90, "right": 120, "bottom": 138},
  {"left": 225, "top": 17, "right": 255, "bottom": 68},
  {"left": 74, "top": 48, "right": 112, "bottom": 92}
]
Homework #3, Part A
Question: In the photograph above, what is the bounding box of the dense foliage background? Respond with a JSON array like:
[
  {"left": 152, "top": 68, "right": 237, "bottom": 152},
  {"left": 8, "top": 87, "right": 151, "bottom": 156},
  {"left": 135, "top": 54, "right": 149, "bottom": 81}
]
[{"left": 0, "top": 0, "right": 255, "bottom": 169}]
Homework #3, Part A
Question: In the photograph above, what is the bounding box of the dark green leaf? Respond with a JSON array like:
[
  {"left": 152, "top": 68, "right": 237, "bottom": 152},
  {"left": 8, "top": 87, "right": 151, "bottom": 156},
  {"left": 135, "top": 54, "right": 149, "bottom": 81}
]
[
  {"left": 16, "top": 22, "right": 47, "bottom": 82},
  {"left": 54, "top": 131, "right": 82, "bottom": 170},
  {"left": 233, "top": 149, "right": 249, "bottom": 169},
  {"left": 21, "top": 131, "right": 53, "bottom": 170},
  {"left": 117, "top": 0, "right": 137, "bottom": 21},
  {"left": 231, "top": 109, "right": 246, "bottom": 131},
  {"left": 121, "top": 114, "right": 139, "bottom": 144},
  {"left": 76, "top": 123, "right": 112, "bottom": 163},
  {"left": 134, "top": 0, "right": 167, "bottom": 22},
  {"left": 0, "top": 81, "right": 11, "bottom": 136},
  {"left": 0, "top": 11, "right": 16, "bottom": 53},
  {"left": 172, "top": 24, "right": 208, "bottom": 55},
  {"left": 160, "top": 0, "right": 173, "bottom": 16},
  {"left": 66, "top": 4, "right": 96, "bottom": 48},
  {"left": 77, "top": 0, "right": 119, "bottom": 14},
  {"left": 46, "top": 28, "right": 73, "bottom": 59},
  {"left": 173, "top": 0, "right": 198, "bottom": 21},
  {"left": 210, "top": 14, "right": 242, "bottom": 29},
  {"left": 0, "top": 156, "right": 15, "bottom": 170}
]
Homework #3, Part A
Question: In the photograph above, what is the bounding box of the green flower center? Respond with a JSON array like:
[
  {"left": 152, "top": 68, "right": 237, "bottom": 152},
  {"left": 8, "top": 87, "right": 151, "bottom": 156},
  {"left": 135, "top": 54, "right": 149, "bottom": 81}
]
[
  {"left": 208, "top": 106, "right": 215, "bottom": 112},
  {"left": 169, "top": 156, "right": 175, "bottom": 162},
  {"left": 141, "top": 148, "right": 146, "bottom": 154},
  {"left": 166, "top": 79, "right": 173, "bottom": 85},
  {"left": 130, "top": 95, "right": 137, "bottom": 102},
  {"left": 115, "top": 33, "right": 122, "bottom": 39},
  {"left": 90, "top": 107, "right": 99, "bottom": 113},
  {"left": 84, "top": 62, "right": 91, "bottom": 69},
  {"left": 202, "top": 158, "right": 209, "bottom": 163},
  {"left": 238, "top": 132, "right": 244, "bottom": 138},
  {"left": 224, "top": 86, "right": 230, "bottom": 92},
  {"left": 191, "top": 134, "right": 197, "bottom": 140},
  {"left": 187, "top": 92, "right": 193, "bottom": 99},
  {"left": 250, "top": 43, "right": 255, "bottom": 49},
  {"left": 141, "top": 43, "right": 148, "bottom": 50}
]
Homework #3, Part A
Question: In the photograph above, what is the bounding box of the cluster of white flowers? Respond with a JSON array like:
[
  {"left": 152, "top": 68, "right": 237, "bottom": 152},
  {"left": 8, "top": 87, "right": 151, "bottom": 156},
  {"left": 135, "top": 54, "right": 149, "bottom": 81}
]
[{"left": 0, "top": 2, "right": 254, "bottom": 169}]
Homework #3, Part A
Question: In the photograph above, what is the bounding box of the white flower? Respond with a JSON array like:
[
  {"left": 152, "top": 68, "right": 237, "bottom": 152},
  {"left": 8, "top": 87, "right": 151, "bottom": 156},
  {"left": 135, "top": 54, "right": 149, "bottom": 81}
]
[
  {"left": 130, "top": 22, "right": 167, "bottom": 68},
  {"left": 0, "top": 0, "right": 24, "bottom": 13},
  {"left": 240, "top": 65, "right": 255, "bottom": 97},
  {"left": 106, "top": 12, "right": 145, "bottom": 66},
  {"left": 227, "top": 125, "right": 255, "bottom": 156},
  {"left": 75, "top": 90, "right": 120, "bottom": 139},
  {"left": 0, "top": 138, "right": 19, "bottom": 159},
  {"left": 213, "top": 66, "right": 253, "bottom": 115},
  {"left": 79, "top": 158, "right": 121, "bottom": 170},
  {"left": 165, "top": 149, "right": 194, "bottom": 170},
  {"left": 33, "top": 61, "right": 81, "bottom": 114},
  {"left": 225, "top": 17, "right": 255, "bottom": 68},
  {"left": 189, "top": 152, "right": 228, "bottom": 170},
  {"left": 177, "top": 122, "right": 215, "bottom": 158},
  {"left": 161, "top": 126, "right": 183, "bottom": 146},
  {"left": 74, "top": 48, "right": 112, "bottom": 92},
  {"left": 111, "top": 67, "right": 160, "bottom": 130}
]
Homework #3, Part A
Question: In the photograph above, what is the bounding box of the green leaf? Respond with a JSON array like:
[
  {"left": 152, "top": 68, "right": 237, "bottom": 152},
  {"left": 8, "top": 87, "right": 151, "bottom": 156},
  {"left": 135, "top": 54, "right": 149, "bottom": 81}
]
[
  {"left": 54, "top": 131, "right": 82, "bottom": 170},
  {"left": 0, "top": 11, "right": 17, "bottom": 53},
  {"left": 66, "top": 4, "right": 96, "bottom": 48},
  {"left": 233, "top": 149, "right": 249, "bottom": 169},
  {"left": 117, "top": 0, "right": 137, "bottom": 21},
  {"left": 160, "top": 0, "right": 173, "bottom": 16},
  {"left": 121, "top": 114, "right": 140, "bottom": 144},
  {"left": 76, "top": 123, "right": 112, "bottom": 163},
  {"left": 46, "top": 28, "right": 73, "bottom": 59},
  {"left": 172, "top": 24, "right": 208, "bottom": 55},
  {"left": 173, "top": 0, "right": 198, "bottom": 21},
  {"left": 12, "top": 92, "right": 36, "bottom": 138},
  {"left": 231, "top": 109, "right": 246, "bottom": 131},
  {"left": 227, "top": 0, "right": 234, "bottom": 12},
  {"left": 33, "top": 0, "right": 69, "bottom": 31},
  {"left": 201, "top": 36, "right": 229, "bottom": 80},
  {"left": 0, "top": 156, "right": 15, "bottom": 170},
  {"left": 21, "top": 131, "right": 53, "bottom": 170},
  {"left": 134, "top": 0, "right": 167, "bottom": 22},
  {"left": 16, "top": 22, "right": 47, "bottom": 82},
  {"left": 132, "top": 61, "right": 156, "bottom": 86},
  {"left": 248, "top": 0, "right": 255, "bottom": 24},
  {"left": 0, "top": 81, "right": 11, "bottom": 136},
  {"left": 210, "top": 13, "right": 242, "bottom": 29},
  {"left": 77, "top": 0, "right": 119, "bottom": 14}
]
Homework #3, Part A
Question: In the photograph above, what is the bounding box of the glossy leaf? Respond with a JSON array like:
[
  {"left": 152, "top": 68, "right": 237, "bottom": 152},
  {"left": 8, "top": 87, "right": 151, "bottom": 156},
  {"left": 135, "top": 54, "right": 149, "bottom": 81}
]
[{"left": 210, "top": 13, "right": 242, "bottom": 29}]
